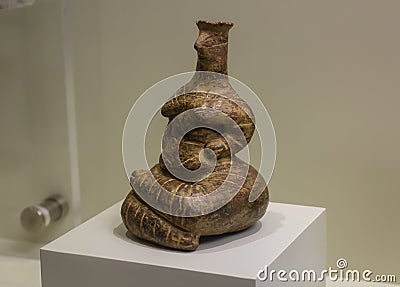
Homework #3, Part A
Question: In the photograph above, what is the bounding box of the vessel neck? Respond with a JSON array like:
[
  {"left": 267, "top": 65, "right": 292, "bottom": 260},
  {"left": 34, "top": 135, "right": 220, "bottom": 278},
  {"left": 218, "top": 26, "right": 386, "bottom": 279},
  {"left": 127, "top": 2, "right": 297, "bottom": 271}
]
[{"left": 194, "top": 20, "right": 233, "bottom": 75}]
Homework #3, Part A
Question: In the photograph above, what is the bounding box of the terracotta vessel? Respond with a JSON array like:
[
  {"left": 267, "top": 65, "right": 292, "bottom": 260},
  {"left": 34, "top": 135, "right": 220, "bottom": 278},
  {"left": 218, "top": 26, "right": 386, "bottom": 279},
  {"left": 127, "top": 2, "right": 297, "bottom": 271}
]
[{"left": 121, "top": 20, "right": 269, "bottom": 251}]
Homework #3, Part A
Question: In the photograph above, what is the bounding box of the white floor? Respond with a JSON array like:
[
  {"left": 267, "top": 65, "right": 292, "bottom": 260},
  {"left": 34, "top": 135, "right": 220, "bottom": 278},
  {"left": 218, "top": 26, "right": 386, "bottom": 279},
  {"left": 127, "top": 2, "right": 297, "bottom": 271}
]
[
  {"left": 0, "top": 255, "right": 396, "bottom": 287},
  {"left": 328, "top": 282, "right": 397, "bottom": 287},
  {"left": 0, "top": 238, "right": 42, "bottom": 287},
  {"left": 0, "top": 255, "right": 41, "bottom": 287}
]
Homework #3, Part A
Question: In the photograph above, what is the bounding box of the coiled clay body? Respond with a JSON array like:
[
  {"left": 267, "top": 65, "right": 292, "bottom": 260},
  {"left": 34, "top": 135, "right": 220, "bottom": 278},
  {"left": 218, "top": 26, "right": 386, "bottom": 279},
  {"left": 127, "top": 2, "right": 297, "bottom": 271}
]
[{"left": 121, "top": 20, "right": 269, "bottom": 251}]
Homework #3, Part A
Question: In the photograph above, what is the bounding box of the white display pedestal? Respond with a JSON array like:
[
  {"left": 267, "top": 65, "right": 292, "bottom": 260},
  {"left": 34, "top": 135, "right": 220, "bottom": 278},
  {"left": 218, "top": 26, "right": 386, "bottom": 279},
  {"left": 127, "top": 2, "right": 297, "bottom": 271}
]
[{"left": 40, "top": 201, "right": 326, "bottom": 287}]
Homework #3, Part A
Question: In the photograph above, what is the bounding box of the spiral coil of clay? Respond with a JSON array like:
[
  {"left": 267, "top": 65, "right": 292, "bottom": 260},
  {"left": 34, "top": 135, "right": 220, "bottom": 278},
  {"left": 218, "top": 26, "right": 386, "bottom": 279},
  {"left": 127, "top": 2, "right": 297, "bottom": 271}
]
[{"left": 121, "top": 20, "right": 269, "bottom": 251}]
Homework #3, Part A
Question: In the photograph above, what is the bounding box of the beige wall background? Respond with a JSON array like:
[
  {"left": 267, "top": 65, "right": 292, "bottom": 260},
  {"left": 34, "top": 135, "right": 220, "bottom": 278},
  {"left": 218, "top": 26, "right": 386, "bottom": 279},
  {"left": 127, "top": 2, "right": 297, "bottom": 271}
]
[
  {"left": 0, "top": 0, "right": 74, "bottom": 246},
  {"left": 0, "top": 0, "right": 399, "bottom": 278},
  {"left": 69, "top": 0, "right": 400, "bottom": 276}
]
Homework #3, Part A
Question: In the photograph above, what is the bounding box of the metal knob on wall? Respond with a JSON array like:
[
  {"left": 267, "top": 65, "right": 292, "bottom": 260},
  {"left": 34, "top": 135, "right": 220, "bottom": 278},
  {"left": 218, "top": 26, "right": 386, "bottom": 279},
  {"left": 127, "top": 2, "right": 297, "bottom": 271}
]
[{"left": 20, "top": 195, "right": 69, "bottom": 233}]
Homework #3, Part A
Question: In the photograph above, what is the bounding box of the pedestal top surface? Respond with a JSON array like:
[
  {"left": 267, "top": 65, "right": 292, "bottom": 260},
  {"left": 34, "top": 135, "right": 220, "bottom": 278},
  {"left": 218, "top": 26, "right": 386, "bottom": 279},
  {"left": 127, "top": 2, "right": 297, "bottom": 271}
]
[{"left": 41, "top": 201, "right": 325, "bottom": 280}]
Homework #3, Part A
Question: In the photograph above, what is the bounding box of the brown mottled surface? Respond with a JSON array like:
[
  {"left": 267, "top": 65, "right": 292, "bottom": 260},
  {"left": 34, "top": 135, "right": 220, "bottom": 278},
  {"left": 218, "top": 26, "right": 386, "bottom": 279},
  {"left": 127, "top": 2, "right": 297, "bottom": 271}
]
[{"left": 121, "top": 20, "right": 269, "bottom": 251}]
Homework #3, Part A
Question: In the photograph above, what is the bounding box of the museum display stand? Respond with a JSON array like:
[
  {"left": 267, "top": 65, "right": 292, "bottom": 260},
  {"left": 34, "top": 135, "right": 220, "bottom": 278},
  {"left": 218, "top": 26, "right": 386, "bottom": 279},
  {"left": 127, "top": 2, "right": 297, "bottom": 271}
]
[{"left": 40, "top": 202, "right": 326, "bottom": 287}]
